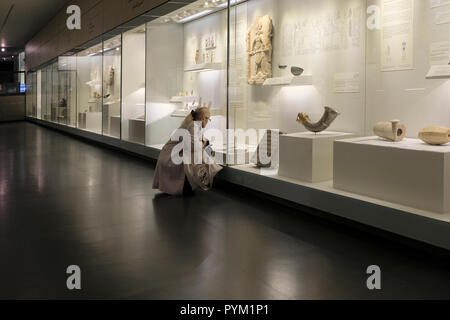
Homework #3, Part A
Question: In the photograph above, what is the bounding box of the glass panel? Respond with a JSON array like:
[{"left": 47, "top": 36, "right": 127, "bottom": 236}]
[
  {"left": 51, "top": 61, "right": 59, "bottom": 122},
  {"left": 31, "top": 72, "right": 37, "bottom": 117},
  {"left": 122, "top": 25, "right": 146, "bottom": 144},
  {"left": 76, "top": 41, "right": 103, "bottom": 134},
  {"left": 44, "top": 65, "right": 52, "bottom": 121},
  {"left": 228, "top": 0, "right": 364, "bottom": 167},
  {"left": 37, "top": 70, "right": 41, "bottom": 119},
  {"left": 365, "top": 0, "right": 450, "bottom": 137},
  {"left": 102, "top": 34, "right": 122, "bottom": 138},
  {"left": 26, "top": 73, "right": 32, "bottom": 117},
  {"left": 145, "top": 0, "right": 229, "bottom": 154},
  {"left": 58, "top": 56, "right": 77, "bottom": 126},
  {"left": 40, "top": 68, "right": 47, "bottom": 120}
]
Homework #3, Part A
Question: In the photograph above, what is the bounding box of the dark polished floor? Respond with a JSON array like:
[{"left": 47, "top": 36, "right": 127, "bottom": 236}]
[{"left": 0, "top": 121, "right": 449, "bottom": 299}]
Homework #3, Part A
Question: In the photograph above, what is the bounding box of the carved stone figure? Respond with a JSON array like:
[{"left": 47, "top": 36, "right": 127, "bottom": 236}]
[
  {"left": 419, "top": 126, "right": 450, "bottom": 145},
  {"left": 247, "top": 15, "right": 273, "bottom": 85},
  {"left": 373, "top": 120, "right": 406, "bottom": 142},
  {"left": 296, "top": 107, "right": 340, "bottom": 133}
]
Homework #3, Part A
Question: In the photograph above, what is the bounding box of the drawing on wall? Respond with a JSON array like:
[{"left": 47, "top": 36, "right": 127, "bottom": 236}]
[
  {"left": 381, "top": 0, "right": 414, "bottom": 71},
  {"left": 247, "top": 15, "right": 273, "bottom": 85},
  {"left": 282, "top": 5, "right": 362, "bottom": 57}
]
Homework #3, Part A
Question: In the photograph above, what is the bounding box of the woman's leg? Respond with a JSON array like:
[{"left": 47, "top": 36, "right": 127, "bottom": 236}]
[{"left": 183, "top": 176, "right": 194, "bottom": 195}]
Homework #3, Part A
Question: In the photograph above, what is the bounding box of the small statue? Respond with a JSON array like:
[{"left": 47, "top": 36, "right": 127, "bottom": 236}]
[
  {"left": 195, "top": 50, "right": 200, "bottom": 64},
  {"left": 296, "top": 107, "right": 340, "bottom": 133},
  {"left": 419, "top": 126, "right": 450, "bottom": 145}
]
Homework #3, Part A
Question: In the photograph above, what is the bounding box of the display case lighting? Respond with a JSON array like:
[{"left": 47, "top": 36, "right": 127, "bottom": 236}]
[{"left": 177, "top": 9, "right": 213, "bottom": 23}]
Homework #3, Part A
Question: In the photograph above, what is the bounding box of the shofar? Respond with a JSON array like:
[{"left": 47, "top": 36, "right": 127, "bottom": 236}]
[
  {"left": 296, "top": 106, "right": 340, "bottom": 133},
  {"left": 373, "top": 120, "right": 406, "bottom": 142},
  {"left": 419, "top": 126, "right": 450, "bottom": 145}
]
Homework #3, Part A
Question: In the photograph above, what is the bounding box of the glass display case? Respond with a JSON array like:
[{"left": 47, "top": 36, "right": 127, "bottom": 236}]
[
  {"left": 51, "top": 61, "right": 59, "bottom": 122},
  {"left": 122, "top": 25, "right": 146, "bottom": 144},
  {"left": 28, "top": 0, "right": 450, "bottom": 217},
  {"left": 37, "top": 69, "right": 41, "bottom": 119},
  {"left": 25, "top": 72, "right": 37, "bottom": 118},
  {"left": 102, "top": 34, "right": 122, "bottom": 138},
  {"left": 145, "top": 0, "right": 228, "bottom": 152},
  {"left": 57, "top": 56, "right": 77, "bottom": 126},
  {"left": 41, "top": 65, "right": 52, "bottom": 121},
  {"left": 76, "top": 40, "right": 103, "bottom": 134}
]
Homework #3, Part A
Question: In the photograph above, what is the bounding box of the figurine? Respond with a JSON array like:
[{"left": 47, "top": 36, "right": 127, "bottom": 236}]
[
  {"left": 373, "top": 120, "right": 406, "bottom": 142},
  {"left": 296, "top": 107, "right": 340, "bottom": 133},
  {"left": 195, "top": 50, "right": 200, "bottom": 64},
  {"left": 419, "top": 126, "right": 450, "bottom": 145}
]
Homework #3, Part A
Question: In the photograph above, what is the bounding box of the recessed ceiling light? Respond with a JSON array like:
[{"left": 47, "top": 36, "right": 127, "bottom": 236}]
[{"left": 1, "top": 48, "right": 5, "bottom": 52}]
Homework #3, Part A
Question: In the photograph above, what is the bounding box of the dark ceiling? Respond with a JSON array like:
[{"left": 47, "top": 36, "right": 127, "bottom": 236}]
[{"left": 0, "top": 0, "right": 68, "bottom": 56}]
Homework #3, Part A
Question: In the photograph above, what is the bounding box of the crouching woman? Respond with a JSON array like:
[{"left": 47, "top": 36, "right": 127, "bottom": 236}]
[{"left": 152, "top": 107, "right": 222, "bottom": 195}]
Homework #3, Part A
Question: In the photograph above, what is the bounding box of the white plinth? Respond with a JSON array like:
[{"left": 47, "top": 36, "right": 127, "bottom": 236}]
[
  {"left": 334, "top": 137, "right": 450, "bottom": 214},
  {"left": 79, "top": 112, "right": 101, "bottom": 133},
  {"left": 279, "top": 131, "right": 353, "bottom": 183},
  {"left": 110, "top": 116, "right": 121, "bottom": 138},
  {"left": 129, "top": 118, "right": 145, "bottom": 144}
]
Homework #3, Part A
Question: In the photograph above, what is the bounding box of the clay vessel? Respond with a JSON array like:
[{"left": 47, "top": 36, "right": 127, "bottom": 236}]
[
  {"left": 296, "top": 107, "right": 340, "bottom": 133},
  {"left": 373, "top": 120, "right": 406, "bottom": 142},
  {"left": 419, "top": 126, "right": 450, "bottom": 145}
]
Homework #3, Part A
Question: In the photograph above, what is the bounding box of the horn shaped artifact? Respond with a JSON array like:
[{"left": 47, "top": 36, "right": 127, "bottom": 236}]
[{"left": 296, "top": 106, "right": 340, "bottom": 133}]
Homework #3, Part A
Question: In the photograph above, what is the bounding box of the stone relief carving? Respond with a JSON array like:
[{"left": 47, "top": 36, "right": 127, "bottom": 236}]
[
  {"left": 296, "top": 107, "right": 340, "bottom": 133},
  {"left": 247, "top": 15, "right": 273, "bottom": 85},
  {"left": 373, "top": 120, "right": 406, "bottom": 142},
  {"left": 419, "top": 126, "right": 450, "bottom": 145}
]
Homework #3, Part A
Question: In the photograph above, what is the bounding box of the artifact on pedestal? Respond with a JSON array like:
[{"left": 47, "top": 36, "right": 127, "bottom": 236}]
[
  {"left": 296, "top": 107, "right": 340, "bottom": 133},
  {"left": 419, "top": 126, "right": 450, "bottom": 145},
  {"left": 291, "top": 66, "right": 304, "bottom": 76},
  {"left": 373, "top": 120, "right": 406, "bottom": 142},
  {"left": 247, "top": 15, "right": 273, "bottom": 85},
  {"left": 253, "top": 130, "right": 283, "bottom": 168}
]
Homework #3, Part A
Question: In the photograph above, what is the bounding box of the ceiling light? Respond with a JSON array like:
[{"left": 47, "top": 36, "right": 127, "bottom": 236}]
[
  {"left": 177, "top": 9, "right": 212, "bottom": 23},
  {"left": 1, "top": 48, "right": 5, "bottom": 52}
]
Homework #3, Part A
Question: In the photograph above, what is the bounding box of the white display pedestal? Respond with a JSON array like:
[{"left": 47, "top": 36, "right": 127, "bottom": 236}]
[
  {"left": 334, "top": 137, "right": 450, "bottom": 214},
  {"left": 129, "top": 118, "right": 145, "bottom": 144},
  {"left": 86, "top": 112, "right": 102, "bottom": 132},
  {"left": 79, "top": 112, "right": 101, "bottom": 132},
  {"left": 279, "top": 131, "right": 353, "bottom": 183},
  {"left": 110, "top": 116, "right": 121, "bottom": 138}
]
